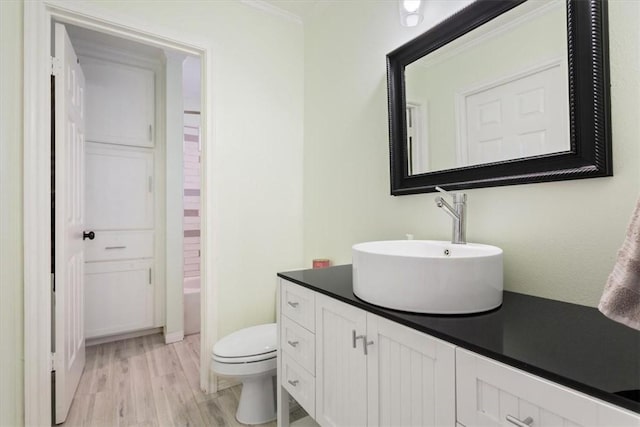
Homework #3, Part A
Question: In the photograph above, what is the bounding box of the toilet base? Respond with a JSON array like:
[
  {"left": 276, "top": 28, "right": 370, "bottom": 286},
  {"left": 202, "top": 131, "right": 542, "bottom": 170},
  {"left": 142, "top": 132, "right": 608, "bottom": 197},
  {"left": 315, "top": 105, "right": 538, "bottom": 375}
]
[{"left": 236, "top": 373, "right": 277, "bottom": 425}]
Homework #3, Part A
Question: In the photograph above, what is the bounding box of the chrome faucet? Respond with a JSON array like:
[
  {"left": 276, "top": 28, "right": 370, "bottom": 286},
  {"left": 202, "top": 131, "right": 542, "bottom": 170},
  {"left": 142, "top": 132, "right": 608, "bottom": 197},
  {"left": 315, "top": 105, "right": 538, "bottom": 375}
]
[{"left": 434, "top": 186, "right": 467, "bottom": 245}]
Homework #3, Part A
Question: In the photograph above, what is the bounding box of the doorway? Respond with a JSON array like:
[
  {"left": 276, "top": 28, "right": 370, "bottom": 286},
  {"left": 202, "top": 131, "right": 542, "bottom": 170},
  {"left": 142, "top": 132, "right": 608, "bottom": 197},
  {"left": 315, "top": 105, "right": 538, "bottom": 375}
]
[{"left": 23, "top": 3, "right": 213, "bottom": 424}]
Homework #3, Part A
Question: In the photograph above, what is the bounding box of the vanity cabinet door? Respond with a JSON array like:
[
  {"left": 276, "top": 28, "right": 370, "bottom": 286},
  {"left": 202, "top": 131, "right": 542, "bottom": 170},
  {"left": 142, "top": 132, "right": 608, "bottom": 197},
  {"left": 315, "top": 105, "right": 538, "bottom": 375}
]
[
  {"left": 366, "top": 314, "right": 456, "bottom": 427},
  {"left": 315, "top": 293, "right": 367, "bottom": 427}
]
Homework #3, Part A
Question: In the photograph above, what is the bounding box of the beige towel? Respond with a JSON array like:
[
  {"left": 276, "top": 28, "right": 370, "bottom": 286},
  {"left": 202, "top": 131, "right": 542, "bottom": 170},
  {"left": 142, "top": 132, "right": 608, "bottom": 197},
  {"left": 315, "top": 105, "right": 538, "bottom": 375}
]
[{"left": 599, "top": 198, "right": 640, "bottom": 330}]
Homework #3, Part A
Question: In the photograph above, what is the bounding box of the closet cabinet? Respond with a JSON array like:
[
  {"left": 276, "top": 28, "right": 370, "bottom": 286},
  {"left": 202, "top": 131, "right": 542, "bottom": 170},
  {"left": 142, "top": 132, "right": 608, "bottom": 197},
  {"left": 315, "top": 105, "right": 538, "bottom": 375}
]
[
  {"left": 81, "top": 50, "right": 161, "bottom": 340},
  {"left": 85, "top": 259, "right": 154, "bottom": 338},
  {"left": 82, "top": 56, "right": 155, "bottom": 148}
]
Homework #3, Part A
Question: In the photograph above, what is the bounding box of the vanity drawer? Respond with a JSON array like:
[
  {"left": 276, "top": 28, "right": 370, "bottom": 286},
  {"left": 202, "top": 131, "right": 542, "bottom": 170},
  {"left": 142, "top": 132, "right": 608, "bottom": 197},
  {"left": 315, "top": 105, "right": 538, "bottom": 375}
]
[
  {"left": 281, "top": 279, "right": 315, "bottom": 332},
  {"left": 456, "top": 348, "right": 640, "bottom": 427},
  {"left": 85, "top": 230, "right": 154, "bottom": 262},
  {"left": 281, "top": 315, "right": 315, "bottom": 375},
  {"left": 282, "top": 353, "right": 315, "bottom": 418}
]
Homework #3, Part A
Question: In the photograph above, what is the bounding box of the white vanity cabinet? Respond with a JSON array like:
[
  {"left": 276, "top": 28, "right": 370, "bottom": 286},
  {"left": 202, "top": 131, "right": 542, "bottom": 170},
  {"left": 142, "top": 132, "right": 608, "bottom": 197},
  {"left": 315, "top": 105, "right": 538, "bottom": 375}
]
[
  {"left": 279, "top": 279, "right": 457, "bottom": 427},
  {"left": 278, "top": 278, "right": 640, "bottom": 427},
  {"left": 456, "top": 349, "right": 640, "bottom": 427}
]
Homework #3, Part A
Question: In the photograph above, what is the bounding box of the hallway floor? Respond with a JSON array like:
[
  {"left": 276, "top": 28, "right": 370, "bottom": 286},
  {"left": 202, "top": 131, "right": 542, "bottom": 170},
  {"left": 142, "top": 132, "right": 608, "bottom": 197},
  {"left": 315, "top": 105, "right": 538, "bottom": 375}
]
[{"left": 61, "top": 333, "right": 295, "bottom": 427}]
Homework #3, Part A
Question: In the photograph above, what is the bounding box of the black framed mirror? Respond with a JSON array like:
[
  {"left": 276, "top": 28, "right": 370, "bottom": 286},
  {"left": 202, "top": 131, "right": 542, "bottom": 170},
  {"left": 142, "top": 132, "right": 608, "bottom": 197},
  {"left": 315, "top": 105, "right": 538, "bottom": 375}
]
[{"left": 387, "top": 0, "right": 611, "bottom": 195}]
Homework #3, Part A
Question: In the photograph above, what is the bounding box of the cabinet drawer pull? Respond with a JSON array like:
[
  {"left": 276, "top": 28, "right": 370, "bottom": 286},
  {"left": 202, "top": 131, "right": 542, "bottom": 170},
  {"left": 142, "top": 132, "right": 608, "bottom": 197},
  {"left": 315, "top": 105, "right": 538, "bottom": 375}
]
[
  {"left": 105, "top": 246, "right": 126, "bottom": 250},
  {"left": 506, "top": 415, "right": 533, "bottom": 427},
  {"left": 287, "top": 379, "right": 299, "bottom": 387},
  {"left": 352, "top": 329, "right": 365, "bottom": 348},
  {"left": 287, "top": 301, "right": 299, "bottom": 308},
  {"left": 287, "top": 340, "right": 299, "bottom": 348}
]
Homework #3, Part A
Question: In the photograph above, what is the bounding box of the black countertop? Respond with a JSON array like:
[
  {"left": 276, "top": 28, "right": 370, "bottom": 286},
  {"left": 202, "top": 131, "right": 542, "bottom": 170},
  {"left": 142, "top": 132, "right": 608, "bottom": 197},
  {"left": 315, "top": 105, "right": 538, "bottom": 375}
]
[{"left": 277, "top": 265, "right": 640, "bottom": 414}]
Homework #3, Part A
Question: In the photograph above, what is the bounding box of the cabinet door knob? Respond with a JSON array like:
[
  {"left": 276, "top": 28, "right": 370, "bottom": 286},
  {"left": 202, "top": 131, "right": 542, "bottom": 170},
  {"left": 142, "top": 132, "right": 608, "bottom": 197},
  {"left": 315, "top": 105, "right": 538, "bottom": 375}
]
[
  {"left": 83, "top": 231, "right": 95, "bottom": 240},
  {"left": 506, "top": 415, "right": 533, "bottom": 427},
  {"left": 287, "top": 340, "right": 299, "bottom": 348},
  {"left": 287, "top": 301, "right": 299, "bottom": 308},
  {"left": 287, "top": 379, "right": 299, "bottom": 387}
]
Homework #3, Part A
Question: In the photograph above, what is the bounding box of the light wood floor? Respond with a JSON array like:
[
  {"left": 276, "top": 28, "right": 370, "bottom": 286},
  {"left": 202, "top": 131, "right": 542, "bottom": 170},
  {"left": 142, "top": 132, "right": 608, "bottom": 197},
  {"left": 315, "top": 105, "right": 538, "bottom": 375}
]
[{"left": 62, "top": 333, "right": 303, "bottom": 427}]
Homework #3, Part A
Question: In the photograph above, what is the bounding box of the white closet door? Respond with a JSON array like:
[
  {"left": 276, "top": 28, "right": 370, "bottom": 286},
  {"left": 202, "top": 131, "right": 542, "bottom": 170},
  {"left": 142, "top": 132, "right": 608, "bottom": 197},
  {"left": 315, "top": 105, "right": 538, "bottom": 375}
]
[
  {"left": 53, "top": 22, "right": 86, "bottom": 424},
  {"left": 85, "top": 259, "right": 154, "bottom": 338},
  {"left": 85, "top": 143, "right": 154, "bottom": 231},
  {"left": 82, "top": 57, "right": 155, "bottom": 148}
]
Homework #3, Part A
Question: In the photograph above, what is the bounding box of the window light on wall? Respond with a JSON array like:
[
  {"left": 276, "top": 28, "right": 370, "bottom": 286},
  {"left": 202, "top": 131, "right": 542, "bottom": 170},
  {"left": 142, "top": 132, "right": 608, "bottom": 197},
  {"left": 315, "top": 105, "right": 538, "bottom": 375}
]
[{"left": 399, "top": 0, "right": 425, "bottom": 27}]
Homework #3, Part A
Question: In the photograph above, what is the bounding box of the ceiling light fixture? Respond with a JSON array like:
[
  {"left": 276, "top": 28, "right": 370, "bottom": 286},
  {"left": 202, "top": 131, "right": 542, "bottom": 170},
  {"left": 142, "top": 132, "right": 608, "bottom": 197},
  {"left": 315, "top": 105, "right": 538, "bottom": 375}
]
[{"left": 399, "top": 0, "right": 424, "bottom": 27}]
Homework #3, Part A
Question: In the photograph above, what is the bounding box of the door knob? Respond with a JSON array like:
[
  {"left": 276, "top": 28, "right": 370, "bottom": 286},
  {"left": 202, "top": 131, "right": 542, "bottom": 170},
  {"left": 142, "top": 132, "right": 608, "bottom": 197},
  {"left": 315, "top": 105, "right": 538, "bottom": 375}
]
[{"left": 83, "top": 231, "right": 95, "bottom": 240}]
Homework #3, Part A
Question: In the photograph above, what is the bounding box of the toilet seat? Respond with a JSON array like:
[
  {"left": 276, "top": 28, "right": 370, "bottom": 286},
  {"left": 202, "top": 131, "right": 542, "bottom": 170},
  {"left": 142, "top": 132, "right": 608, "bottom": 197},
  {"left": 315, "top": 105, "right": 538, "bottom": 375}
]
[
  {"left": 213, "top": 350, "right": 276, "bottom": 364},
  {"left": 212, "top": 323, "right": 277, "bottom": 360}
]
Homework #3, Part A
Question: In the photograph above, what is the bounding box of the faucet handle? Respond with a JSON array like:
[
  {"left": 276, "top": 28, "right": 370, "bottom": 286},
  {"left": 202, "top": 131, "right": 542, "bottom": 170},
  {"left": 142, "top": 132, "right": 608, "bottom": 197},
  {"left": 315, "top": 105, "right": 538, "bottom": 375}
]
[
  {"left": 435, "top": 186, "right": 449, "bottom": 196},
  {"left": 435, "top": 186, "right": 466, "bottom": 203}
]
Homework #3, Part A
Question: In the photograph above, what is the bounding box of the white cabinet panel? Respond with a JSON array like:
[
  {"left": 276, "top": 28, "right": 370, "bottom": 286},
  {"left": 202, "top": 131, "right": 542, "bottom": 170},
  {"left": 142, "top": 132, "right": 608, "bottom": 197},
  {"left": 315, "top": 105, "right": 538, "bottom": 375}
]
[
  {"left": 85, "top": 259, "right": 154, "bottom": 338},
  {"left": 84, "top": 230, "right": 154, "bottom": 262},
  {"left": 456, "top": 348, "right": 640, "bottom": 427},
  {"left": 315, "top": 293, "right": 367, "bottom": 427},
  {"left": 85, "top": 143, "right": 153, "bottom": 230},
  {"left": 83, "top": 56, "right": 155, "bottom": 148},
  {"left": 366, "top": 314, "right": 456, "bottom": 427}
]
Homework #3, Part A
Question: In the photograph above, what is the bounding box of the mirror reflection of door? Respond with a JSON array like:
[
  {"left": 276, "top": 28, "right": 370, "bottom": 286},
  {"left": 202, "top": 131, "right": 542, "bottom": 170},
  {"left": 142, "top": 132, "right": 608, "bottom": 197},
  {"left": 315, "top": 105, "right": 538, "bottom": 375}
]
[{"left": 406, "top": 102, "right": 429, "bottom": 175}]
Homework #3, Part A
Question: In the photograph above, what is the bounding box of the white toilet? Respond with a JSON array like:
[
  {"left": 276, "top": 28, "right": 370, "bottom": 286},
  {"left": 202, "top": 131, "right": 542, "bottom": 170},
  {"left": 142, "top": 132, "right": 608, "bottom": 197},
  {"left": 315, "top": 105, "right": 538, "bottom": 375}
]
[{"left": 211, "top": 323, "right": 277, "bottom": 425}]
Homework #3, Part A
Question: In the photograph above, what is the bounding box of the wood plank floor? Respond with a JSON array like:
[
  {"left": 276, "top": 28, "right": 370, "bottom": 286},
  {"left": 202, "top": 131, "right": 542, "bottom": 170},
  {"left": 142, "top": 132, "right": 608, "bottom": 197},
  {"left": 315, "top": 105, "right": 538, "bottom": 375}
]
[{"left": 62, "top": 333, "right": 305, "bottom": 427}]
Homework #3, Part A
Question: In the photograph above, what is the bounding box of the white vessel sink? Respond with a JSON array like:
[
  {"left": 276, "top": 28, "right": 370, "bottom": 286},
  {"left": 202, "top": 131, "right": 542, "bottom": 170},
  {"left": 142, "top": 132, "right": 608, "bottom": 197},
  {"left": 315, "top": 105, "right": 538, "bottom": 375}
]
[{"left": 352, "top": 240, "right": 503, "bottom": 314}]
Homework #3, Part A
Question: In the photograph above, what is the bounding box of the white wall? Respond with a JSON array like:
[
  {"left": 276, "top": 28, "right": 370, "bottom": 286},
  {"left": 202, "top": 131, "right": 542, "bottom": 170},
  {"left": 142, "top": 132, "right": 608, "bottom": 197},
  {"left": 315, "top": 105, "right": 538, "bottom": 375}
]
[
  {"left": 303, "top": 0, "right": 640, "bottom": 308},
  {"left": 0, "top": 1, "right": 24, "bottom": 425}
]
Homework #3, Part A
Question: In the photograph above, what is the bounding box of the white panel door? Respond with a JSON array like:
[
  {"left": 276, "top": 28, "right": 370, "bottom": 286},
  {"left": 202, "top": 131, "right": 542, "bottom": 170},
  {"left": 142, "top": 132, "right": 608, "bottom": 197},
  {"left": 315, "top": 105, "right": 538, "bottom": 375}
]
[
  {"left": 85, "top": 143, "right": 154, "bottom": 231},
  {"left": 53, "top": 23, "right": 86, "bottom": 424},
  {"left": 315, "top": 294, "right": 367, "bottom": 427},
  {"left": 366, "top": 314, "right": 456, "bottom": 427},
  {"left": 82, "top": 57, "right": 155, "bottom": 148},
  {"left": 84, "top": 259, "right": 154, "bottom": 338},
  {"left": 461, "top": 62, "right": 569, "bottom": 166}
]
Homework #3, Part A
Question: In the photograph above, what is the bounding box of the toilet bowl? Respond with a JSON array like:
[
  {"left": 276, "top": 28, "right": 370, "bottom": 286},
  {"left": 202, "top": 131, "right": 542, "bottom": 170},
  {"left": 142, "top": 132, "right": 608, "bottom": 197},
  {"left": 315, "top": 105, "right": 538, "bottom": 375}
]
[{"left": 211, "top": 323, "right": 277, "bottom": 425}]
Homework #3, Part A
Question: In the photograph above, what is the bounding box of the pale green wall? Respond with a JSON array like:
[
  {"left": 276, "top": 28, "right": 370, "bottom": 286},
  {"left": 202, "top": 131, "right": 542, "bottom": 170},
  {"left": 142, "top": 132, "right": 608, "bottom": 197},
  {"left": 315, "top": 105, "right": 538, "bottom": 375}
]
[
  {"left": 405, "top": 1, "right": 567, "bottom": 171},
  {"left": 0, "top": 1, "right": 25, "bottom": 425},
  {"left": 2, "top": 1, "right": 303, "bottom": 422},
  {"left": 304, "top": 0, "right": 640, "bottom": 308}
]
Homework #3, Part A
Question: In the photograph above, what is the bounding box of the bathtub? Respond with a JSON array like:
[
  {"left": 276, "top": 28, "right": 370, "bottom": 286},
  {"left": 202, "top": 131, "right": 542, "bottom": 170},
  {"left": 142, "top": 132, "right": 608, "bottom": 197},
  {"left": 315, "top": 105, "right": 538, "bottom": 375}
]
[{"left": 184, "top": 276, "right": 201, "bottom": 335}]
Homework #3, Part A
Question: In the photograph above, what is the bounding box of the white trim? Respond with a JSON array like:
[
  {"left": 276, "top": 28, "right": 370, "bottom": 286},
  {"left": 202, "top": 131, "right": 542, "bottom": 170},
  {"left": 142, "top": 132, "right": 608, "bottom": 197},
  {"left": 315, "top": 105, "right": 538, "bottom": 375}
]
[
  {"left": 86, "top": 327, "right": 163, "bottom": 347},
  {"left": 406, "top": 101, "right": 429, "bottom": 174},
  {"left": 239, "top": 0, "right": 303, "bottom": 25},
  {"left": 164, "top": 330, "right": 185, "bottom": 344},
  {"left": 24, "top": 2, "right": 217, "bottom": 424}
]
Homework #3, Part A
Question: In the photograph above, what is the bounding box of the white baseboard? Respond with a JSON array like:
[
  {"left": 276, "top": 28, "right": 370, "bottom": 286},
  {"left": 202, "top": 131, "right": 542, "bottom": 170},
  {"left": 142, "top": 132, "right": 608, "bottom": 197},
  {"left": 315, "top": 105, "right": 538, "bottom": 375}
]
[
  {"left": 164, "top": 330, "right": 185, "bottom": 344},
  {"left": 86, "top": 327, "right": 163, "bottom": 346}
]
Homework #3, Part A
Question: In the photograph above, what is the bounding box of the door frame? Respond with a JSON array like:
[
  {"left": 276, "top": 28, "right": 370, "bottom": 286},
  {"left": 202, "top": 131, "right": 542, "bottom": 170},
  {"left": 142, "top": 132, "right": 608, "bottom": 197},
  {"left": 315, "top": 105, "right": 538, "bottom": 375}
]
[{"left": 23, "top": 2, "right": 217, "bottom": 425}]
